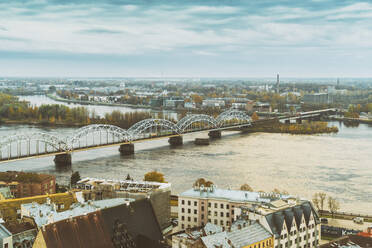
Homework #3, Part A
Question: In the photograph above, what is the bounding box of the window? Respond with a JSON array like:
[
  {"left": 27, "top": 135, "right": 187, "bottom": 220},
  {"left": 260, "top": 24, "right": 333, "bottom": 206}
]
[
  {"left": 188, "top": 225, "right": 190, "bottom": 228},
  {"left": 208, "top": 211, "right": 211, "bottom": 216},
  {"left": 220, "top": 212, "right": 224, "bottom": 217},
  {"left": 227, "top": 221, "right": 230, "bottom": 226},
  {"left": 182, "top": 224, "right": 184, "bottom": 229},
  {"left": 187, "top": 217, "right": 191, "bottom": 221},
  {"left": 208, "top": 219, "right": 211, "bottom": 222},
  {"left": 201, "top": 214, "right": 204, "bottom": 219},
  {"left": 220, "top": 220, "right": 223, "bottom": 225},
  {"left": 182, "top": 200, "right": 185, "bottom": 205},
  {"left": 214, "top": 211, "right": 217, "bottom": 217},
  {"left": 220, "top": 203, "right": 224, "bottom": 209},
  {"left": 208, "top": 202, "right": 211, "bottom": 207},
  {"left": 214, "top": 219, "right": 217, "bottom": 225},
  {"left": 194, "top": 217, "right": 197, "bottom": 222},
  {"left": 194, "top": 210, "right": 197, "bottom": 214},
  {"left": 188, "top": 209, "right": 191, "bottom": 214},
  {"left": 226, "top": 204, "right": 230, "bottom": 209},
  {"left": 214, "top": 203, "right": 218, "bottom": 208},
  {"left": 226, "top": 213, "right": 230, "bottom": 217},
  {"left": 4, "top": 244, "right": 8, "bottom": 248},
  {"left": 188, "top": 200, "right": 191, "bottom": 206},
  {"left": 194, "top": 201, "right": 197, "bottom": 206},
  {"left": 201, "top": 206, "right": 204, "bottom": 211},
  {"left": 182, "top": 216, "right": 185, "bottom": 221},
  {"left": 232, "top": 210, "right": 234, "bottom": 215},
  {"left": 182, "top": 208, "right": 184, "bottom": 213}
]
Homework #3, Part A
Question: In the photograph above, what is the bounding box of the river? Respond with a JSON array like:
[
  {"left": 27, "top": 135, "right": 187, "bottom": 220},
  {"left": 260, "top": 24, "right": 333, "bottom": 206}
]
[
  {"left": 1, "top": 96, "right": 371, "bottom": 214},
  {"left": 17, "top": 95, "right": 177, "bottom": 119}
]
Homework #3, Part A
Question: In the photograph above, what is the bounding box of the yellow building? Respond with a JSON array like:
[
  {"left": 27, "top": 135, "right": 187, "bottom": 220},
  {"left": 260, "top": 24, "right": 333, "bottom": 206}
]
[{"left": 0, "top": 192, "right": 77, "bottom": 222}]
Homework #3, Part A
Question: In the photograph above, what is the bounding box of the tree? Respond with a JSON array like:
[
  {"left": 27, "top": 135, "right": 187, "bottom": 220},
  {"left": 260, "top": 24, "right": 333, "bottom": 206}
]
[
  {"left": 70, "top": 171, "right": 81, "bottom": 187},
  {"left": 328, "top": 196, "right": 340, "bottom": 218},
  {"left": 193, "top": 178, "right": 214, "bottom": 187},
  {"left": 312, "top": 193, "right": 320, "bottom": 210},
  {"left": 240, "top": 183, "right": 253, "bottom": 191},
  {"left": 251, "top": 112, "right": 259, "bottom": 121},
  {"left": 273, "top": 188, "right": 289, "bottom": 195},
  {"left": 144, "top": 171, "right": 165, "bottom": 183},
  {"left": 318, "top": 192, "right": 327, "bottom": 211}
]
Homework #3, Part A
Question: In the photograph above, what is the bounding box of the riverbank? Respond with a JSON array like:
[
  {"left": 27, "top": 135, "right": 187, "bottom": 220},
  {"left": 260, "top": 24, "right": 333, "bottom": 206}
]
[
  {"left": 248, "top": 121, "right": 338, "bottom": 134},
  {"left": 46, "top": 94, "right": 152, "bottom": 109},
  {"left": 0, "top": 119, "right": 86, "bottom": 127},
  {"left": 328, "top": 116, "right": 372, "bottom": 124}
]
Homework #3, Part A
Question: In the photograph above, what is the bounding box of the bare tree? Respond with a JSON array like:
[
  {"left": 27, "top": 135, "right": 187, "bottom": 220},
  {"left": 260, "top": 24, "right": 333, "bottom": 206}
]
[
  {"left": 312, "top": 193, "right": 320, "bottom": 210},
  {"left": 240, "top": 184, "right": 253, "bottom": 191},
  {"left": 328, "top": 196, "right": 340, "bottom": 218},
  {"left": 319, "top": 192, "right": 327, "bottom": 211}
]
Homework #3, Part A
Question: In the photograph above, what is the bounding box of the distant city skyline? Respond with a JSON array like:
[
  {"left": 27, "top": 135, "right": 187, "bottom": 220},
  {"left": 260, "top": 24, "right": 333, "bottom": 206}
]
[{"left": 1, "top": 0, "right": 372, "bottom": 77}]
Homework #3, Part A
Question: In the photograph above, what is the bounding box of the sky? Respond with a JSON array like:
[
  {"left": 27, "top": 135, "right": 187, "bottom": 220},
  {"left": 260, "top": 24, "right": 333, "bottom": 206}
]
[{"left": 0, "top": 0, "right": 372, "bottom": 78}]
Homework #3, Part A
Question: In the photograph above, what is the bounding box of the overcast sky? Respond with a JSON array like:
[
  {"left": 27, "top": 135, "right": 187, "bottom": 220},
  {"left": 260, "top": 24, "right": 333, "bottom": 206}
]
[{"left": 0, "top": 0, "right": 372, "bottom": 78}]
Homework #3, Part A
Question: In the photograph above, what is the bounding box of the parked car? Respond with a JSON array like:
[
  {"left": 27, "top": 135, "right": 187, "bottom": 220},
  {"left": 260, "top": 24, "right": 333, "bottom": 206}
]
[{"left": 353, "top": 217, "right": 364, "bottom": 224}]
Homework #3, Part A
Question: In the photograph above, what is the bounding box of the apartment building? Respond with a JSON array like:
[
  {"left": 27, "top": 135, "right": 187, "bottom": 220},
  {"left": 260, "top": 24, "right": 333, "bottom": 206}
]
[
  {"left": 178, "top": 185, "right": 287, "bottom": 230},
  {"left": 235, "top": 200, "right": 321, "bottom": 248},
  {"left": 0, "top": 171, "right": 55, "bottom": 198}
]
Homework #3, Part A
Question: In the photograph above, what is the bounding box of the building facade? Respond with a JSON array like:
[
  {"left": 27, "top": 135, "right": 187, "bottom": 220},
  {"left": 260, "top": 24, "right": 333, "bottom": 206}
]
[
  {"left": 0, "top": 172, "right": 55, "bottom": 198},
  {"left": 236, "top": 200, "right": 321, "bottom": 248},
  {"left": 178, "top": 186, "right": 288, "bottom": 230}
]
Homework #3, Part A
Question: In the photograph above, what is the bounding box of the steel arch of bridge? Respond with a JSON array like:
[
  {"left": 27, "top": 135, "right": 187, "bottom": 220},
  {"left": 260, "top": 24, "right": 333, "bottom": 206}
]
[
  {"left": 128, "top": 119, "right": 179, "bottom": 140},
  {"left": 177, "top": 114, "right": 218, "bottom": 133},
  {"left": 69, "top": 124, "right": 131, "bottom": 150},
  {"left": 0, "top": 132, "right": 68, "bottom": 159},
  {"left": 216, "top": 109, "right": 252, "bottom": 127}
]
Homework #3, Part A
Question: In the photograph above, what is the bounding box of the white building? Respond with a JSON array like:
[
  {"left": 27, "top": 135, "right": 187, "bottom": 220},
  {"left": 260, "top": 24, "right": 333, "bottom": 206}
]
[
  {"left": 235, "top": 200, "right": 320, "bottom": 248},
  {"left": 178, "top": 185, "right": 291, "bottom": 230},
  {"left": 202, "top": 99, "right": 225, "bottom": 108}
]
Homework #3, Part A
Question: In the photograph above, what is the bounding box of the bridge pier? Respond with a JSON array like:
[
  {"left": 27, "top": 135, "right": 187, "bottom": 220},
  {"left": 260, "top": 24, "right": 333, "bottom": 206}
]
[
  {"left": 168, "top": 136, "right": 183, "bottom": 146},
  {"left": 194, "top": 138, "right": 210, "bottom": 145},
  {"left": 119, "top": 143, "right": 134, "bottom": 156},
  {"left": 208, "top": 130, "right": 221, "bottom": 139},
  {"left": 54, "top": 153, "right": 72, "bottom": 167}
]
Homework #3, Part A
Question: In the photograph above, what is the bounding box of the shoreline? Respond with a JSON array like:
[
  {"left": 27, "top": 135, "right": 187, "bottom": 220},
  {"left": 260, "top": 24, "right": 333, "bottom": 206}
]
[{"left": 46, "top": 93, "right": 153, "bottom": 110}]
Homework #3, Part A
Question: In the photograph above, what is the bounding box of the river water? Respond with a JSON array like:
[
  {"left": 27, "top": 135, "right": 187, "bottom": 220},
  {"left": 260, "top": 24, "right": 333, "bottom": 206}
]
[
  {"left": 18, "top": 95, "right": 177, "bottom": 119},
  {"left": 1, "top": 96, "right": 371, "bottom": 214}
]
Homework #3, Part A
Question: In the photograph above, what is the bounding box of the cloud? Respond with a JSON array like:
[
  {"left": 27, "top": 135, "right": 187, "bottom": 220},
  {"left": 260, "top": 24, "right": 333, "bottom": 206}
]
[
  {"left": 0, "top": 0, "right": 372, "bottom": 76},
  {"left": 79, "top": 28, "right": 124, "bottom": 34}
]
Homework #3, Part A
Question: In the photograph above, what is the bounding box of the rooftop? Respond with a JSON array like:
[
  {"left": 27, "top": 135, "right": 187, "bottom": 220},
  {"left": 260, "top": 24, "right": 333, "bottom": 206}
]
[
  {"left": 180, "top": 186, "right": 292, "bottom": 204},
  {"left": 201, "top": 222, "right": 272, "bottom": 248},
  {"left": 319, "top": 235, "right": 372, "bottom": 248},
  {"left": 21, "top": 198, "right": 133, "bottom": 227},
  {"left": 76, "top": 177, "right": 171, "bottom": 193}
]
